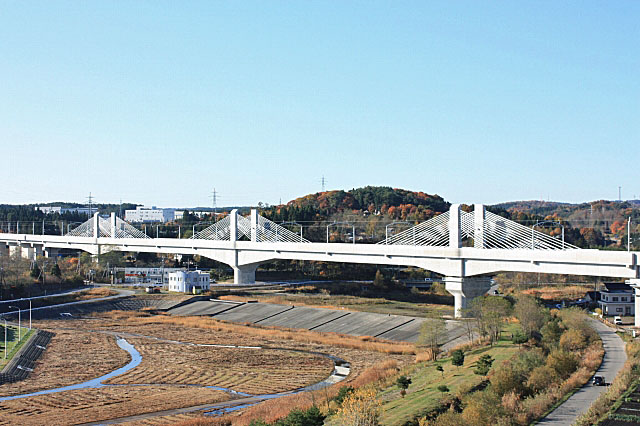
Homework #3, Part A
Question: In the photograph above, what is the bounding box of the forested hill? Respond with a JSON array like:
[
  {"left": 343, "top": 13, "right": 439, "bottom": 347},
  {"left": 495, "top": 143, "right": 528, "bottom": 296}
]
[
  {"left": 264, "top": 186, "right": 450, "bottom": 223},
  {"left": 490, "top": 199, "right": 640, "bottom": 248}
]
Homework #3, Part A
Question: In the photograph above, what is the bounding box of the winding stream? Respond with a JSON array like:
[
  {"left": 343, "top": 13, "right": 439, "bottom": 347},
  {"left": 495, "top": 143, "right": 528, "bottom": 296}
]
[
  {"left": 0, "top": 333, "right": 350, "bottom": 420},
  {"left": 0, "top": 338, "right": 142, "bottom": 402}
]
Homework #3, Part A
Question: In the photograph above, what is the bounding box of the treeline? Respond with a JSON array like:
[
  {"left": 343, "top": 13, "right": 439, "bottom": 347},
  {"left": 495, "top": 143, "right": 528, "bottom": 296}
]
[
  {"left": 0, "top": 203, "right": 138, "bottom": 223},
  {"left": 262, "top": 186, "right": 449, "bottom": 227}
]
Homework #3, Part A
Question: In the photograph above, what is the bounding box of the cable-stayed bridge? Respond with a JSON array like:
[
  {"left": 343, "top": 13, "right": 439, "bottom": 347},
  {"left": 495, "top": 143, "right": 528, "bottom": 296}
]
[{"left": 0, "top": 205, "right": 638, "bottom": 318}]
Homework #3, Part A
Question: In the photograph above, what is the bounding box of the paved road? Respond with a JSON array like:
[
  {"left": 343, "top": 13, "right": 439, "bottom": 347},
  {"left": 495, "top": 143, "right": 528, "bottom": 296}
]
[
  {"left": 538, "top": 319, "right": 626, "bottom": 425},
  {"left": 1, "top": 288, "right": 134, "bottom": 318}
]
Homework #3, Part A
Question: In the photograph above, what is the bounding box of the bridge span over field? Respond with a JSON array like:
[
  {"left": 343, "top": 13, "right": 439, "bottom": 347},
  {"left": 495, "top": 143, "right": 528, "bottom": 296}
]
[{"left": 1, "top": 204, "right": 638, "bottom": 318}]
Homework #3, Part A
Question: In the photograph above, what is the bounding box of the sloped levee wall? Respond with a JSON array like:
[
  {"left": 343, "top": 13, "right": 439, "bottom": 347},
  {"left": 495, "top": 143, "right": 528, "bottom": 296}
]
[{"left": 0, "top": 330, "right": 54, "bottom": 385}]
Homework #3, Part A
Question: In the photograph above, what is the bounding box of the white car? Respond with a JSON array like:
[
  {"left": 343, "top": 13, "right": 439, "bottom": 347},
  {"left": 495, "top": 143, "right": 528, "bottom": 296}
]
[{"left": 613, "top": 316, "right": 622, "bottom": 325}]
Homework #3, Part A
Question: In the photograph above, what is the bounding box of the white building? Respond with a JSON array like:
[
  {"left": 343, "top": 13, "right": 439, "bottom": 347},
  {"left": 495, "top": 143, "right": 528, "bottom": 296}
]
[
  {"left": 125, "top": 206, "right": 175, "bottom": 223},
  {"left": 599, "top": 282, "right": 634, "bottom": 316},
  {"left": 168, "top": 270, "right": 211, "bottom": 293},
  {"left": 118, "top": 267, "right": 182, "bottom": 286}
]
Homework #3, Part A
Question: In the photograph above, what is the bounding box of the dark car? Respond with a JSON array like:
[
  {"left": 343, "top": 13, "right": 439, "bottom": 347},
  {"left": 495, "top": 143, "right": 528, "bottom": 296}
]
[{"left": 592, "top": 375, "right": 605, "bottom": 386}]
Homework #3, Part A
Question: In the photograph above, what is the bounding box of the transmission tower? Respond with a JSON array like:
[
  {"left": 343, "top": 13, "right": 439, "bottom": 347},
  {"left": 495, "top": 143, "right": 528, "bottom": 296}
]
[
  {"left": 321, "top": 176, "right": 326, "bottom": 192},
  {"left": 87, "top": 192, "right": 94, "bottom": 218},
  {"left": 210, "top": 189, "right": 218, "bottom": 216}
]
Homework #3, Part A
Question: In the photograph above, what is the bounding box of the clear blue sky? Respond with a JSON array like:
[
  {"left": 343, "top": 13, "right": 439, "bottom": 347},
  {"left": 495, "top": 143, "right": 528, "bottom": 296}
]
[{"left": 1, "top": 1, "right": 638, "bottom": 208}]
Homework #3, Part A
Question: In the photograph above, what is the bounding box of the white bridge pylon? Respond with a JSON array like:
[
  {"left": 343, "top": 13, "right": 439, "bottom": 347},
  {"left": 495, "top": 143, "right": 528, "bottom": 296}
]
[
  {"left": 378, "top": 204, "right": 579, "bottom": 250},
  {"left": 66, "top": 213, "right": 150, "bottom": 239},
  {"left": 191, "top": 210, "right": 310, "bottom": 243}
]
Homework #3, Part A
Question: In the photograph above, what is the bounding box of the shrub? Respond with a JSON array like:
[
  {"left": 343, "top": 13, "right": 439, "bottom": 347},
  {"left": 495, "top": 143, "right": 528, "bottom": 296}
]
[
  {"left": 333, "top": 386, "right": 355, "bottom": 405},
  {"left": 474, "top": 354, "right": 494, "bottom": 376},
  {"left": 331, "top": 387, "right": 381, "bottom": 426},
  {"left": 527, "top": 365, "right": 559, "bottom": 393},
  {"left": 437, "top": 385, "right": 450, "bottom": 393},
  {"left": 489, "top": 360, "right": 526, "bottom": 397},
  {"left": 512, "top": 330, "right": 528, "bottom": 346},
  {"left": 451, "top": 350, "right": 465, "bottom": 367},
  {"left": 546, "top": 349, "right": 579, "bottom": 379},
  {"left": 396, "top": 375, "right": 412, "bottom": 391},
  {"left": 559, "top": 328, "right": 587, "bottom": 351}
]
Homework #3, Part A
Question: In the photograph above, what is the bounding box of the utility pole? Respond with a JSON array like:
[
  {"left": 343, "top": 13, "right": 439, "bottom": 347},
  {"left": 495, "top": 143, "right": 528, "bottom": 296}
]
[
  {"left": 619, "top": 186, "right": 622, "bottom": 202},
  {"left": 321, "top": 176, "right": 326, "bottom": 192},
  {"left": 629, "top": 217, "right": 632, "bottom": 252},
  {"left": 119, "top": 199, "right": 122, "bottom": 219}
]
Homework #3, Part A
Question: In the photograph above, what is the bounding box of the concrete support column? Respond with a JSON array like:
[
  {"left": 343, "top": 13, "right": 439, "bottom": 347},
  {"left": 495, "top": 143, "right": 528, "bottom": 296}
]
[
  {"left": 34, "top": 245, "right": 44, "bottom": 258},
  {"left": 445, "top": 276, "right": 493, "bottom": 318},
  {"left": 110, "top": 212, "right": 117, "bottom": 238},
  {"left": 233, "top": 264, "right": 258, "bottom": 284},
  {"left": 93, "top": 212, "right": 100, "bottom": 239},
  {"left": 44, "top": 248, "right": 59, "bottom": 258},
  {"left": 629, "top": 279, "right": 640, "bottom": 328},
  {"left": 474, "top": 204, "right": 485, "bottom": 249},
  {"left": 0, "top": 244, "right": 8, "bottom": 257},
  {"left": 21, "top": 246, "right": 35, "bottom": 261},
  {"left": 250, "top": 209, "right": 258, "bottom": 243},
  {"left": 449, "top": 204, "right": 462, "bottom": 248},
  {"left": 230, "top": 209, "right": 238, "bottom": 242}
]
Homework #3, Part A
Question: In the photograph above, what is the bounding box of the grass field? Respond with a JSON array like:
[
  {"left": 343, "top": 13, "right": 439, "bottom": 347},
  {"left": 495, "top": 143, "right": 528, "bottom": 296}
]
[
  {"left": 379, "top": 329, "right": 520, "bottom": 425},
  {"left": 219, "top": 293, "right": 454, "bottom": 317},
  {"left": 0, "top": 325, "right": 34, "bottom": 371}
]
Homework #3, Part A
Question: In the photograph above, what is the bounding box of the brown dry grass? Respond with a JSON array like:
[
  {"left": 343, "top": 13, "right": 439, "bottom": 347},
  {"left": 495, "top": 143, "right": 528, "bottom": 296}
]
[
  {"left": 178, "top": 360, "right": 400, "bottom": 426},
  {"left": 1, "top": 313, "right": 412, "bottom": 425},
  {"left": 97, "top": 310, "right": 416, "bottom": 355},
  {"left": 77, "top": 287, "right": 118, "bottom": 300},
  {"left": 106, "top": 338, "right": 333, "bottom": 395},
  {"left": 0, "top": 328, "right": 128, "bottom": 397},
  {"left": 521, "top": 285, "right": 589, "bottom": 301},
  {"left": 0, "top": 385, "right": 229, "bottom": 426}
]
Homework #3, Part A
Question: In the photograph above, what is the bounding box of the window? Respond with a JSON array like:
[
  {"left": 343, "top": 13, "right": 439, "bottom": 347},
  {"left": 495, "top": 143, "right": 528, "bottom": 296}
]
[
  {"left": 613, "top": 297, "right": 619, "bottom": 302},
  {"left": 617, "top": 308, "right": 623, "bottom": 312}
]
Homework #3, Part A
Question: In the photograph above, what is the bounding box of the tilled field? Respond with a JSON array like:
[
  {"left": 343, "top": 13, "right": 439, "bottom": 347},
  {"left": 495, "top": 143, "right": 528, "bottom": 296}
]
[
  {"left": 106, "top": 338, "right": 334, "bottom": 395},
  {"left": 0, "top": 385, "right": 229, "bottom": 426},
  {"left": 0, "top": 312, "right": 411, "bottom": 424},
  {"left": 0, "top": 328, "right": 129, "bottom": 397}
]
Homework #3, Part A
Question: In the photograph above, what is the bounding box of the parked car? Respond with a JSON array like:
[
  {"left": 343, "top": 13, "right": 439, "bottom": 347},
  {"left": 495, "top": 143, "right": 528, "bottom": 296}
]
[
  {"left": 592, "top": 375, "right": 605, "bottom": 386},
  {"left": 614, "top": 316, "right": 623, "bottom": 325}
]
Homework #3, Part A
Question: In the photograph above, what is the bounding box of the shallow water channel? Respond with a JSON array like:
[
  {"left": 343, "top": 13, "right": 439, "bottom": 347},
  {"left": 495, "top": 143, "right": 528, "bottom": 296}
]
[
  {"left": 0, "top": 334, "right": 350, "bottom": 418},
  {"left": 0, "top": 338, "right": 142, "bottom": 402}
]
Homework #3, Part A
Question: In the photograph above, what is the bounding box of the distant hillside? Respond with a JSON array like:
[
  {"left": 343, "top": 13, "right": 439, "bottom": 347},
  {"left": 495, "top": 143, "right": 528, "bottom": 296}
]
[
  {"left": 491, "top": 199, "right": 640, "bottom": 247},
  {"left": 268, "top": 186, "right": 449, "bottom": 222}
]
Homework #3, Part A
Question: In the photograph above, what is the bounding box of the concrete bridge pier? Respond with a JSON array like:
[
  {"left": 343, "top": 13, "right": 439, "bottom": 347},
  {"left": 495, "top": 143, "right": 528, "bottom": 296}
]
[
  {"left": 445, "top": 276, "right": 493, "bottom": 318},
  {"left": 233, "top": 264, "right": 259, "bottom": 285}
]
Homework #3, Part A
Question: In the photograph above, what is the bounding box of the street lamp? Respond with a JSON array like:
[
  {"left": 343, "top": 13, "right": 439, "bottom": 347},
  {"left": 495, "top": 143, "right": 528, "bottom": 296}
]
[
  {"left": 8, "top": 306, "right": 20, "bottom": 342},
  {"left": 532, "top": 221, "right": 565, "bottom": 249},
  {"left": 327, "top": 222, "right": 355, "bottom": 244},
  {"left": 385, "top": 221, "right": 412, "bottom": 245}
]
